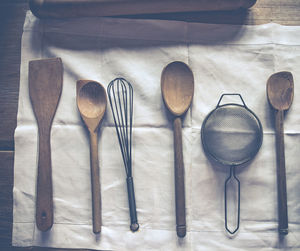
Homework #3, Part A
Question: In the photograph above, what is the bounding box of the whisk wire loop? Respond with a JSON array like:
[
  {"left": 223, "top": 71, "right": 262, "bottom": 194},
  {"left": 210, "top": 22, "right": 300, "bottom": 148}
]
[{"left": 108, "top": 78, "right": 133, "bottom": 176}]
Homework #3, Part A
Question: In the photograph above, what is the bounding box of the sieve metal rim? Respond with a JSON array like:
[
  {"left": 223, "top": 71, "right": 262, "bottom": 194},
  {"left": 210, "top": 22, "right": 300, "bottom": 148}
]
[{"left": 201, "top": 102, "right": 263, "bottom": 167}]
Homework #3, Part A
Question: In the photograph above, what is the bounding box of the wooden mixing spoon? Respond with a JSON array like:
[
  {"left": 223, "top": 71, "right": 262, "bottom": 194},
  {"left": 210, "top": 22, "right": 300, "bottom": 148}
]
[
  {"left": 77, "top": 80, "right": 107, "bottom": 234},
  {"left": 267, "top": 71, "right": 294, "bottom": 235},
  {"left": 161, "top": 61, "right": 194, "bottom": 238}
]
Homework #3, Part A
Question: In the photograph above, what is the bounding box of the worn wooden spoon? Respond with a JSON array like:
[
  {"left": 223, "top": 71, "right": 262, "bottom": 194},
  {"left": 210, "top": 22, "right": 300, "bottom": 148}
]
[
  {"left": 77, "top": 80, "right": 107, "bottom": 234},
  {"left": 161, "top": 61, "right": 194, "bottom": 238},
  {"left": 29, "top": 58, "right": 63, "bottom": 232},
  {"left": 267, "top": 71, "right": 294, "bottom": 235}
]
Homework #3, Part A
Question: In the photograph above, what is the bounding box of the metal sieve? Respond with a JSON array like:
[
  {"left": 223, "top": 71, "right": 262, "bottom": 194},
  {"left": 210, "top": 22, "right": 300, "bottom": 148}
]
[{"left": 201, "top": 94, "right": 263, "bottom": 234}]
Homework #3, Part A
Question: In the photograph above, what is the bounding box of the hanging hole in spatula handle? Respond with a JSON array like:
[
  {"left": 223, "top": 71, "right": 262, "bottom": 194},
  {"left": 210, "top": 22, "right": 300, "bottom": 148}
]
[
  {"left": 217, "top": 93, "right": 246, "bottom": 108},
  {"left": 225, "top": 166, "right": 240, "bottom": 235}
]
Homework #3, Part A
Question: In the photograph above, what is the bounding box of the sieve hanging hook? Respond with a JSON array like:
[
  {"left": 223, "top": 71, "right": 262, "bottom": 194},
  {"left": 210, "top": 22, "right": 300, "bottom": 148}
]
[
  {"left": 224, "top": 165, "right": 240, "bottom": 234},
  {"left": 217, "top": 93, "right": 246, "bottom": 107}
]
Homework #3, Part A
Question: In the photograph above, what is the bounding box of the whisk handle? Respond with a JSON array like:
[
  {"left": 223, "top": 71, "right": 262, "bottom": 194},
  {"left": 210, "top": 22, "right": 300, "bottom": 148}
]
[
  {"left": 173, "top": 117, "right": 186, "bottom": 238},
  {"left": 126, "top": 177, "right": 139, "bottom": 232}
]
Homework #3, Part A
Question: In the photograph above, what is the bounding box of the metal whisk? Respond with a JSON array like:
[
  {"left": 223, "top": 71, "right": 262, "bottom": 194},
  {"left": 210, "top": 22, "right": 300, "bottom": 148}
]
[{"left": 107, "top": 78, "right": 139, "bottom": 232}]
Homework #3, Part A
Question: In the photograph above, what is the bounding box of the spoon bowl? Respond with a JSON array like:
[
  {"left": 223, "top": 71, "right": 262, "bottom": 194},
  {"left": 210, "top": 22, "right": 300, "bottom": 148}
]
[
  {"left": 77, "top": 81, "right": 107, "bottom": 131},
  {"left": 78, "top": 81, "right": 107, "bottom": 119},
  {"left": 267, "top": 71, "right": 293, "bottom": 111},
  {"left": 161, "top": 61, "right": 194, "bottom": 116}
]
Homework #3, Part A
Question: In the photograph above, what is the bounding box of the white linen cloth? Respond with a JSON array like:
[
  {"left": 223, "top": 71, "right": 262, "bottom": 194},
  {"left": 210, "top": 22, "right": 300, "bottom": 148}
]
[{"left": 13, "top": 11, "right": 300, "bottom": 250}]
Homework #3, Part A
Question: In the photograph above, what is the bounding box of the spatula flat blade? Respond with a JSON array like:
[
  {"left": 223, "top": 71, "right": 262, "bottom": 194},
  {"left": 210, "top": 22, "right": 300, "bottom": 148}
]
[{"left": 29, "top": 58, "right": 63, "bottom": 126}]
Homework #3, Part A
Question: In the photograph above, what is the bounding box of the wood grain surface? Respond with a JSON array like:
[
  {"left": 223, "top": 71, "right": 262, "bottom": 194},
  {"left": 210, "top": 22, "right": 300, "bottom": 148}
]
[
  {"left": 1, "top": 0, "right": 300, "bottom": 250},
  {"left": 29, "top": 0, "right": 257, "bottom": 19}
]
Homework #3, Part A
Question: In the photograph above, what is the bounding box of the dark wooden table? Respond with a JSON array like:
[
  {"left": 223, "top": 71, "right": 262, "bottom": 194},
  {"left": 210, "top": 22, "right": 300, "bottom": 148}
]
[{"left": 1, "top": 0, "right": 300, "bottom": 250}]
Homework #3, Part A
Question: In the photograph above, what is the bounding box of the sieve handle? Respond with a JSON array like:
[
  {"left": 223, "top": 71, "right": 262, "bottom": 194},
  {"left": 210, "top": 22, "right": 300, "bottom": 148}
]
[
  {"left": 173, "top": 117, "right": 186, "bottom": 238},
  {"left": 217, "top": 93, "right": 246, "bottom": 107},
  {"left": 224, "top": 166, "right": 240, "bottom": 235},
  {"left": 275, "top": 109, "right": 288, "bottom": 235}
]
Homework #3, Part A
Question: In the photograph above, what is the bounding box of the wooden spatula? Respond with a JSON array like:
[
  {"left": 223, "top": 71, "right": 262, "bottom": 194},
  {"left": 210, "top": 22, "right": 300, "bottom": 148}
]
[{"left": 29, "top": 57, "right": 63, "bottom": 232}]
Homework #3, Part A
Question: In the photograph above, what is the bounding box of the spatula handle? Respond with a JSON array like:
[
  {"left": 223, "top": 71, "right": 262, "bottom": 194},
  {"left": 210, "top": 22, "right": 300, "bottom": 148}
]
[
  {"left": 275, "top": 109, "right": 288, "bottom": 235},
  {"left": 90, "top": 131, "right": 102, "bottom": 234},
  {"left": 36, "top": 128, "right": 53, "bottom": 232},
  {"left": 173, "top": 117, "right": 186, "bottom": 238}
]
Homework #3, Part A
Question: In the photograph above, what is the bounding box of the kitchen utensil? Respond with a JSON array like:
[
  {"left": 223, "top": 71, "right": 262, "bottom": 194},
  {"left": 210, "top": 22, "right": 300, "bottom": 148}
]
[
  {"left": 201, "top": 94, "right": 263, "bottom": 234},
  {"left": 29, "top": 57, "right": 63, "bottom": 232},
  {"left": 267, "top": 71, "right": 294, "bottom": 235},
  {"left": 161, "top": 61, "right": 194, "bottom": 238},
  {"left": 30, "top": 0, "right": 257, "bottom": 19},
  {"left": 107, "top": 78, "right": 139, "bottom": 232},
  {"left": 76, "top": 80, "right": 107, "bottom": 234}
]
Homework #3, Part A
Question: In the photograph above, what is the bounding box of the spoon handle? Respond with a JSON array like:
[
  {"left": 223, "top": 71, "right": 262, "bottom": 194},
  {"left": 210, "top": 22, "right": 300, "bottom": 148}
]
[
  {"left": 36, "top": 127, "right": 53, "bottom": 231},
  {"left": 275, "top": 109, "right": 288, "bottom": 235},
  {"left": 89, "top": 131, "right": 102, "bottom": 234},
  {"left": 173, "top": 117, "right": 186, "bottom": 238}
]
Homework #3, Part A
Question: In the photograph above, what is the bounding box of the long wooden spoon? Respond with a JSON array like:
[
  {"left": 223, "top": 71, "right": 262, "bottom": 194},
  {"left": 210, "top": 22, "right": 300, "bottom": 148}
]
[
  {"left": 77, "top": 80, "right": 107, "bottom": 234},
  {"left": 267, "top": 71, "right": 294, "bottom": 235},
  {"left": 29, "top": 58, "right": 63, "bottom": 232},
  {"left": 161, "top": 61, "right": 194, "bottom": 238}
]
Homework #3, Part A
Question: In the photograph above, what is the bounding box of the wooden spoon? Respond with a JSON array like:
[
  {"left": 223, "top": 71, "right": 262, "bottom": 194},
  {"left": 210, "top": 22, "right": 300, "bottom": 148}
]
[
  {"left": 161, "top": 61, "right": 194, "bottom": 238},
  {"left": 77, "top": 80, "right": 107, "bottom": 234},
  {"left": 29, "top": 58, "right": 63, "bottom": 232},
  {"left": 267, "top": 71, "right": 294, "bottom": 235}
]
